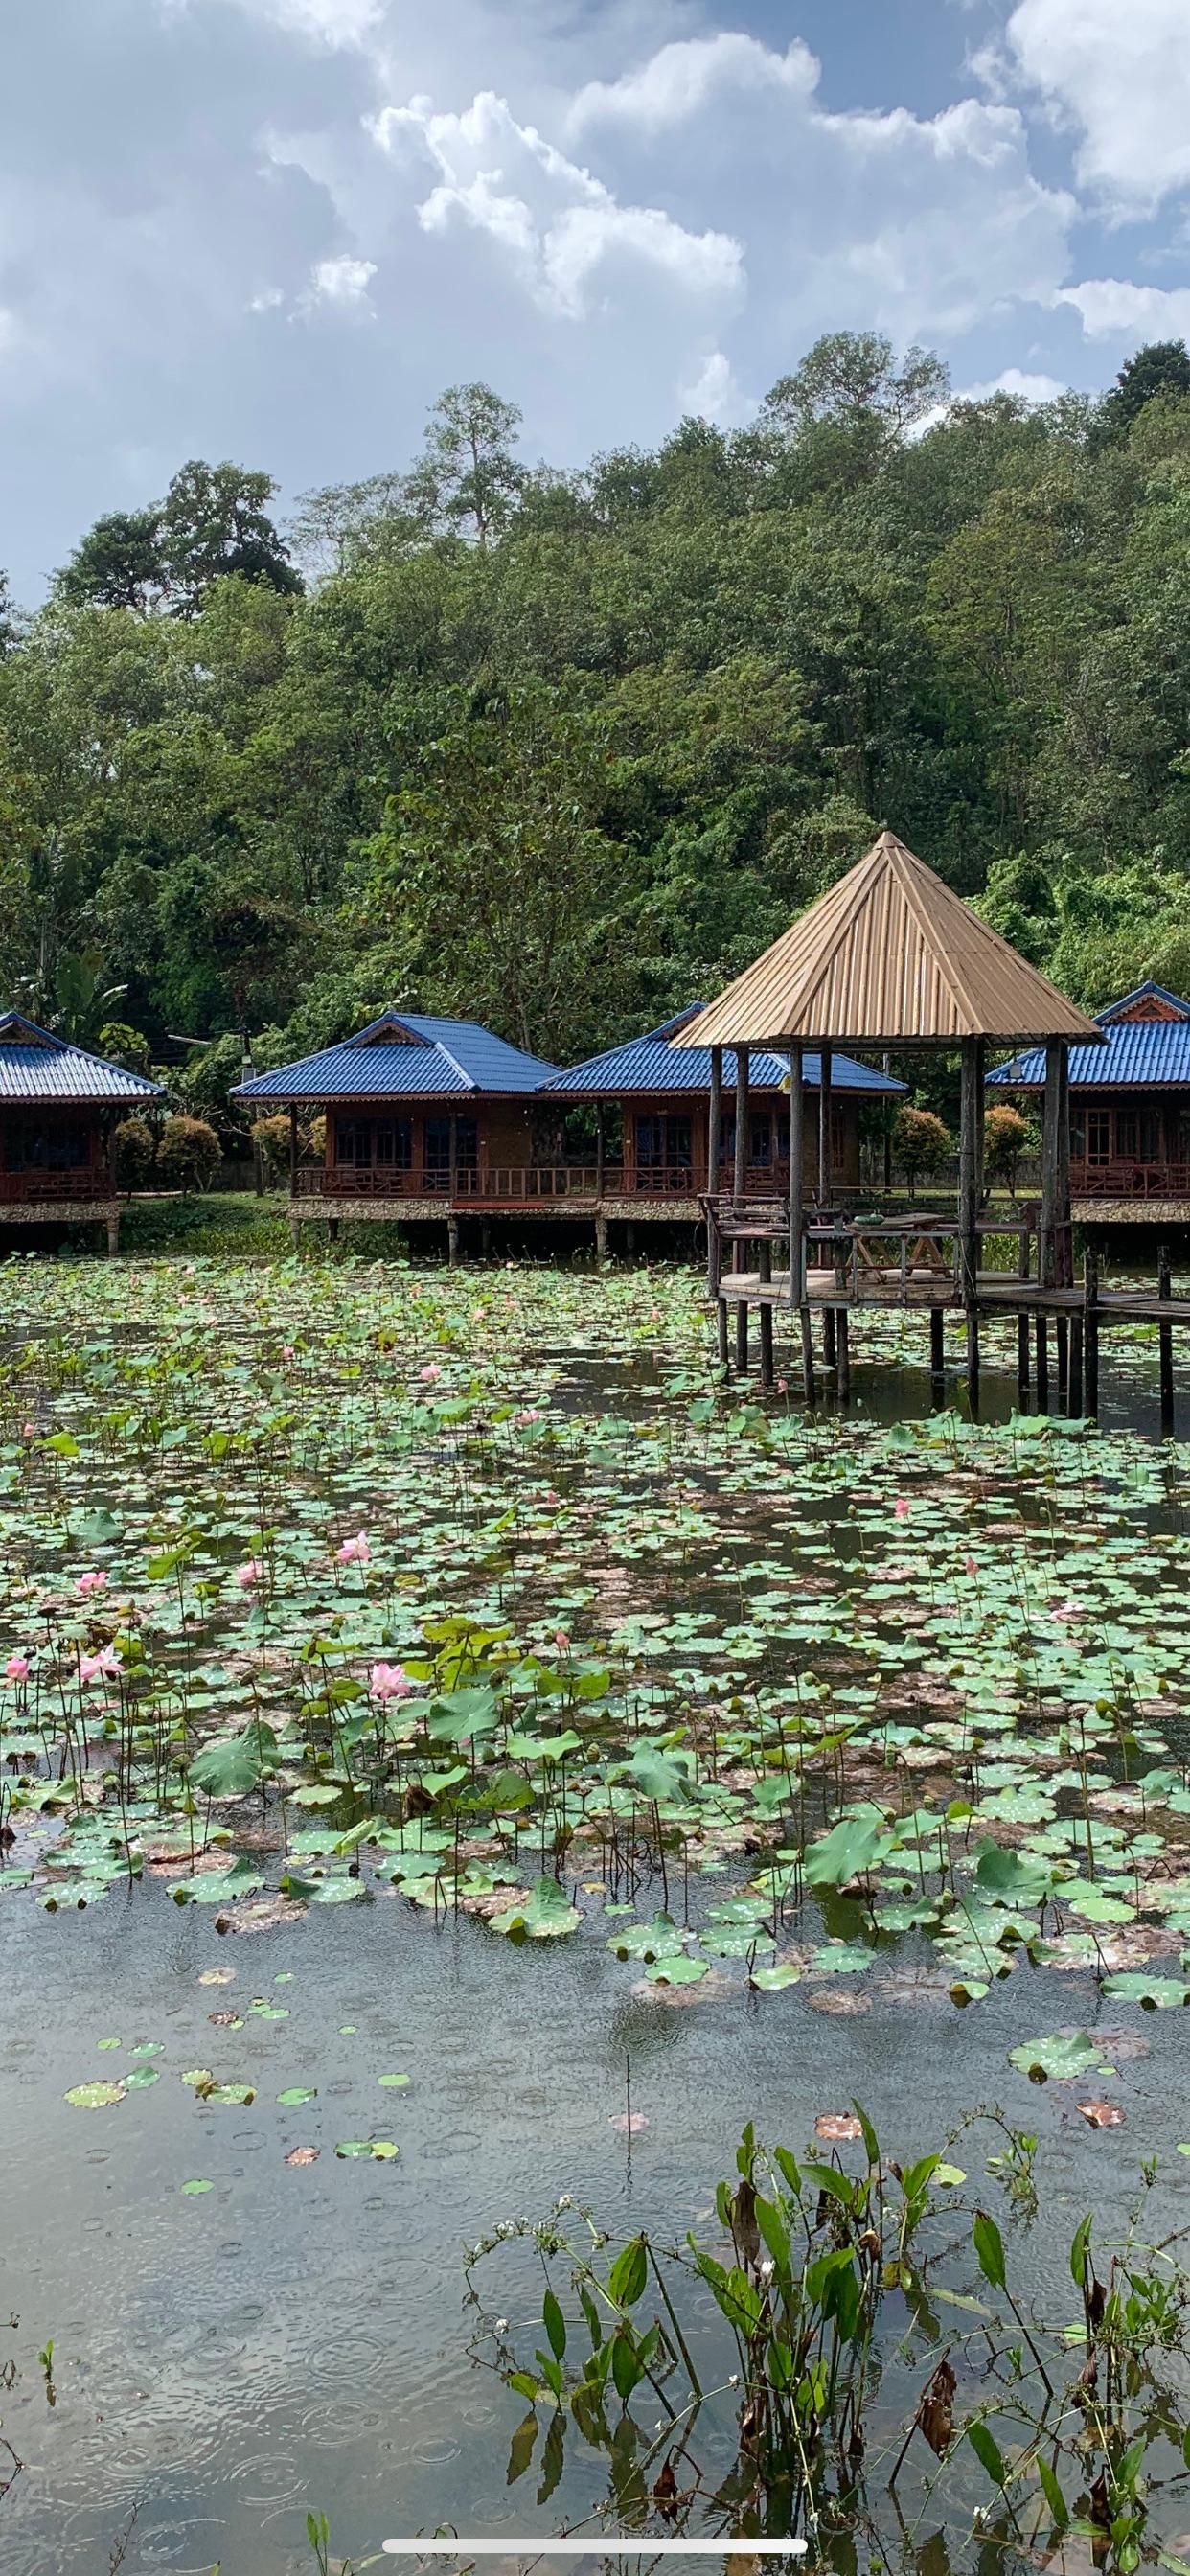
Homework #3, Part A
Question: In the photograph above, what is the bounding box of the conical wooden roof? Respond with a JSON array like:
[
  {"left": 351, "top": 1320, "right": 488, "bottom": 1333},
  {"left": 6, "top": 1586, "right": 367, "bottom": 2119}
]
[{"left": 673, "top": 831, "right": 1103, "bottom": 1051}]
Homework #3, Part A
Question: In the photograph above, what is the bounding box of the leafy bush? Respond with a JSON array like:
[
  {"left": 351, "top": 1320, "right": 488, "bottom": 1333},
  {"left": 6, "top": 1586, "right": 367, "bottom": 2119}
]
[
  {"left": 893, "top": 1105, "right": 952, "bottom": 1196},
  {"left": 156, "top": 1115, "right": 221, "bottom": 1195},
  {"left": 252, "top": 1115, "right": 292, "bottom": 1182},
  {"left": 112, "top": 1116, "right": 156, "bottom": 1194},
  {"left": 984, "top": 1102, "right": 1037, "bottom": 1195}
]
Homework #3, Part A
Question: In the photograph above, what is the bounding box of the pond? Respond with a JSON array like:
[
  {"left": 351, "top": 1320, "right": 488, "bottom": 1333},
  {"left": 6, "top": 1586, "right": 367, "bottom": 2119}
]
[{"left": 5, "top": 1254, "right": 1190, "bottom": 2575}]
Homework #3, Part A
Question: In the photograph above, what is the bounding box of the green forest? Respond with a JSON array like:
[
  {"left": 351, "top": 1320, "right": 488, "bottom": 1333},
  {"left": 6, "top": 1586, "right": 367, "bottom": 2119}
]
[{"left": 4, "top": 330, "right": 1190, "bottom": 1099}]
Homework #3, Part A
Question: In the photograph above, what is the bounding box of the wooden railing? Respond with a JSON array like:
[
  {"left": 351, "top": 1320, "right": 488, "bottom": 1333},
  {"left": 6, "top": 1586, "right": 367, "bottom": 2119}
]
[
  {"left": 1071, "top": 1161, "right": 1190, "bottom": 1198},
  {"left": 293, "top": 1163, "right": 717, "bottom": 1204},
  {"left": 0, "top": 1169, "right": 107, "bottom": 1203}
]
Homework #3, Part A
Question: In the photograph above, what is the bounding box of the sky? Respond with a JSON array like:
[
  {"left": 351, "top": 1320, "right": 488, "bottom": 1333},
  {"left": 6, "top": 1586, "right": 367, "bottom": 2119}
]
[{"left": 4, "top": 0, "right": 1190, "bottom": 601}]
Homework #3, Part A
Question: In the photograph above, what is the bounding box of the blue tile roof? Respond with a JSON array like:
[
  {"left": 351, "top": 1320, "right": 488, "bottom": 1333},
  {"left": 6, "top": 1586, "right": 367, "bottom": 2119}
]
[
  {"left": 0, "top": 1013, "right": 161, "bottom": 1104},
  {"left": 1100, "top": 981, "right": 1190, "bottom": 1024},
  {"left": 544, "top": 1010, "right": 906, "bottom": 1096},
  {"left": 233, "top": 1012, "right": 559, "bottom": 1102},
  {"left": 989, "top": 989, "right": 1190, "bottom": 1091}
]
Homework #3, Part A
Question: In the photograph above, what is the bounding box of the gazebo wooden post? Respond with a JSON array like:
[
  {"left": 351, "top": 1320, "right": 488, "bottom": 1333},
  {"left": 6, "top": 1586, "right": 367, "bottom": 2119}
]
[
  {"left": 959, "top": 1038, "right": 982, "bottom": 1414},
  {"left": 1038, "top": 1040, "right": 1063, "bottom": 1408},
  {"left": 733, "top": 1045, "right": 750, "bottom": 1373},
  {"left": 819, "top": 1047, "right": 836, "bottom": 1368},
  {"left": 595, "top": 1098, "right": 606, "bottom": 1198},
  {"left": 707, "top": 1046, "right": 721, "bottom": 1291},
  {"left": 288, "top": 1103, "right": 298, "bottom": 1196},
  {"left": 788, "top": 1046, "right": 815, "bottom": 1406},
  {"left": 1159, "top": 1241, "right": 1175, "bottom": 1436}
]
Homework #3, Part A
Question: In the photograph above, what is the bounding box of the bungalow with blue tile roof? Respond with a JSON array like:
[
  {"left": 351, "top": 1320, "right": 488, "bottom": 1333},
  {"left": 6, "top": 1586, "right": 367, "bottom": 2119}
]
[
  {"left": 0, "top": 1012, "right": 161, "bottom": 1251},
  {"left": 988, "top": 981, "right": 1190, "bottom": 1218}
]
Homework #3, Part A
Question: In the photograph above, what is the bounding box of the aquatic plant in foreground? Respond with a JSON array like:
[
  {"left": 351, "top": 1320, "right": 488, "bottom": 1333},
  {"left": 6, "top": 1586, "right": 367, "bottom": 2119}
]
[{"left": 467, "top": 2110, "right": 1190, "bottom": 2573}]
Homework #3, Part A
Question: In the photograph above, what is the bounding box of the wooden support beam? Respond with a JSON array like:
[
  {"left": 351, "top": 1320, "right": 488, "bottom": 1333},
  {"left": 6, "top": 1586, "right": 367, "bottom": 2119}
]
[
  {"left": 447, "top": 1213, "right": 460, "bottom": 1267},
  {"left": 800, "top": 1306, "right": 816, "bottom": 1407},
  {"left": 733, "top": 1043, "right": 749, "bottom": 1372},
  {"left": 836, "top": 1306, "right": 851, "bottom": 1402},
  {"left": 288, "top": 1102, "right": 298, "bottom": 1196},
  {"left": 823, "top": 1307, "right": 837, "bottom": 1368},
  {"left": 930, "top": 1305, "right": 945, "bottom": 1391},
  {"left": 758, "top": 1240, "right": 773, "bottom": 1389},
  {"left": 733, "top": 1046, "right": 750, "bottom": 1201},
  {"left": 595, "top": 1211, "right": 608, "bottom": 1260},
  {"left": 959, "top": 1037, "right": 982, "bottom": 1414},
  {"left": 1036, "top": 1315, "right": 1049, "bottom": 1409},
  {"left": 1159, "top": 1240, "right": 1175, "bottom": 1437},
  {"left": 1084, "top": 1239, "right": 1099, "bottom": 1420},
  {"left": 1017, "top": 1223, "right": 1030, "bottom": 1405},
  {"left": 1056, "top": 1316, "right": 1069, "bottom": 1402},
  {"left": 717, "top": 1298, "right": 729, "bottom": 1371},
  {"left": 1041, "top": 1041, "right": 1062, "bottom": 1289},
  {"left": 1069, "top": 1314, "right": 1084, "bottom": 1416},
  {"left": 788, "top": 1045, "right": 805, "bottom": 1306},
  {"left": 708, "top": 1044, "right": 721, "bottom": 1191},
  {"left": 818, "top": 1046, "right": 833, "bottom": 1207},
  {"left": 595, "top": 1098, "right": 606, "bottom": 1201}
]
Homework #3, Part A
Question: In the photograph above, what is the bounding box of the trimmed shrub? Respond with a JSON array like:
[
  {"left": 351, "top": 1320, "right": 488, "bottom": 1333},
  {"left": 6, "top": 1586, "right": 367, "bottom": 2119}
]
[
  {"left": 157, "top": 1115, "right": 221, "bottom": 1195},
  {"left": 252, "top": 1116, "right": 292, "bottom": 1182},
  {"left": 112, "top": 1116, "right": 156, "bottom": 1195},
  {"left": 984, "top": 1103, "right": 1036, "bottom": 1196},
  {"left": 893, "top": 1106, "right": 952, "bottom": 1198}
]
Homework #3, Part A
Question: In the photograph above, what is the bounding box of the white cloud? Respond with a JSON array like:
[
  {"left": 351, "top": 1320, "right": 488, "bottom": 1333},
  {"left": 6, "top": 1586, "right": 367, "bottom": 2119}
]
[
  {"left": 1005, "top": 0, "right": 1190, "bottom": 215},
  {"left": 224, "top": 0, "right": 383, "bottom": 45},
  {"left": 677, "top": 347, "right": 748, "bottom": 424},
  {"left": 569, "top": 33, "right": 817, "bottom": 135},
  {"left": 1059, "top": 278, "right": 1190, "bottom": 338},
  {"left": 912, "top": 364, "right": 1067, "bottom": 435},
  {"left": 308, "top": 250, "right": 377, "bottom": 306},
  {"left": 376, "top": 89, "right": 744, "bottom": 321}
]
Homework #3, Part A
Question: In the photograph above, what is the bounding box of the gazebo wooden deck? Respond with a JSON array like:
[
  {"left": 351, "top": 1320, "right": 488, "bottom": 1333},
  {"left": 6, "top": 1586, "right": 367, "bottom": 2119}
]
[{"left": 670, "top": 831, "right": 1190, "bottom": 1420}]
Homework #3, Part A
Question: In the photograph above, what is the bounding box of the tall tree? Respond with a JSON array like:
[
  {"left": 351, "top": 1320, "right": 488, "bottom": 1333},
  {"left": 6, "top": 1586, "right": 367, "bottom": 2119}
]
[
  {"left": 56, "top": 509, "right": 164, "bottom": 610},
  {"left": 160, "top": 461, "right": 303, "bottom": 614},
  {"left": 400, "top": 384, "right": 524, "bottom": 545},
  {"left": 1097, "top": 340, "right": 1190, "bottom": 446}
]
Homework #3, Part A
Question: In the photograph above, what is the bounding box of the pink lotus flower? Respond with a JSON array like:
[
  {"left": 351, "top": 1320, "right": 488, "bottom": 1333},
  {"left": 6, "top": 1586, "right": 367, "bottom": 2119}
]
[
  {"left": 776, "top": 1378, "right": 788, "bottom": 1395},
  {"left": 235, "top": 1559, "right": 263, "bottom": 1590},
  {"left": 965, "top": 1553, "right": 978, "bottom": 1576},
  {"left": 515, "top": 1408, "right": 541, "bottom": 1427},
  {"left": 335, "top": 1532, "right": 371, "bottom": 1566},
  {"left": 21, "top": 1421, "right": 35, "bottom": 1440},
  {"left": 282, "top": 1344, "right": 295, "bottom": 1362},
  {"left": 6, "top": 1653, "right": 30, "bottom": 1682},
  {"left": 370, "top": 1660, "right": 411, "bottom": 1703},
  {"left": 554, "top": 1628, "right": 570, "bottom": 1651},
  {"left": 76, "top": 1570, "right": 107, "bottom": 1597},
  {"left": 80, "top": 1646, "right": 122, "bottom": 1685},
  {"left": 420, "top": 1362, "right": 441, "bottom": 1383},
  {"left": 893, "top": 1498, "right": 910, "bottom": 1521}
]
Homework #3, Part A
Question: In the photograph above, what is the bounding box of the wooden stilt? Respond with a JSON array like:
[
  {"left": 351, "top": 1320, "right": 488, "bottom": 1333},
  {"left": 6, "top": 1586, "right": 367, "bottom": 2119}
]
[
  {"left": 707, "top": 1047, "right": 721, "bottom": 1298},
  {"left": 818, "top": 1046, "right": 833, "bottom": 1208},
  {"left": 823, "top": 1307, "right": 837, "bottom": 1368},
  {"left": 1036, "top": 1316, "right": 1049, "bottom": 1408},
  {"left": 1159, "top": 1241, "right": 1175, "bottom": 1436},
  {"left": 1084, "top": 1240, "right": 1099, "bottom": 1420},
  {"left": 1056, "top": 1316, "right": 1069, "bottom": 1401},
  {"left": 595, "top": 1212, "right": 608, "bottom": 1259},
  {"left": 447, "top": 1213, "right": 460, "bottom": 1267},
  {"left": 106, "top": 1209, "right": 120, "bottom": 1255},
  {"left": 800, "top": 1306, "right": 816, "bottom": 1406},
  {"left": 1017, "top": 1222, "right": 1030, "bottom": 1405},
  {"left": 329, "top": 1218, "right": 340, "bottom": 1245},
  {"left": 480, "top": 1216, "right": 492, "bottom": 1257},
  {"left": 758, "top": 1240, "right": 773, "bottom": 1389},
  {"left": 1069, "top": 1314, "right": 1084, "bottom": 1416},
  {"left": 788, "top": 1042, "right": 806, "bottom": 1401},
  {"left": 836, "top": 1307, "right": 851, "bottom": 1402},
  {"left": 929, "top": 1304, "right": 945, "bottom": 1392},
  {"left": 288, "top": 1102, "right": 298, "bottom": 1197},
  {"left": 959, "top": 1037, "right": 982, "bottom": 1416},
  {"left": 717, "top": 1298, "right": 729, "bottom": 1370},
  {"left": 732, "top": 1044, "right": 749, "bottom": 1371}
]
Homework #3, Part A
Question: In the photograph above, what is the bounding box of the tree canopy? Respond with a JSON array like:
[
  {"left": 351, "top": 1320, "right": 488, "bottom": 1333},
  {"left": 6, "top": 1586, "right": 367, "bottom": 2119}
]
[{"left": 4, "top": 337, "right": 1190, "bottom": 1074}]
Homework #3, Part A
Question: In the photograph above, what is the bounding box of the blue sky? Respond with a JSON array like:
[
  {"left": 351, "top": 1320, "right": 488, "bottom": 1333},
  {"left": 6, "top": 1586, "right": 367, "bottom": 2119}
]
[{"left": 3, "top": 0, "right": 1190, "bottom": 601}]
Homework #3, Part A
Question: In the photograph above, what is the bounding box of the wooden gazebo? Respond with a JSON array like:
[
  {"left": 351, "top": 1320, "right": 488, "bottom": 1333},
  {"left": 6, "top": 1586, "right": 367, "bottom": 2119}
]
[{"left": 673, "top": 830, "right": 1103, "bottom": 1404}]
